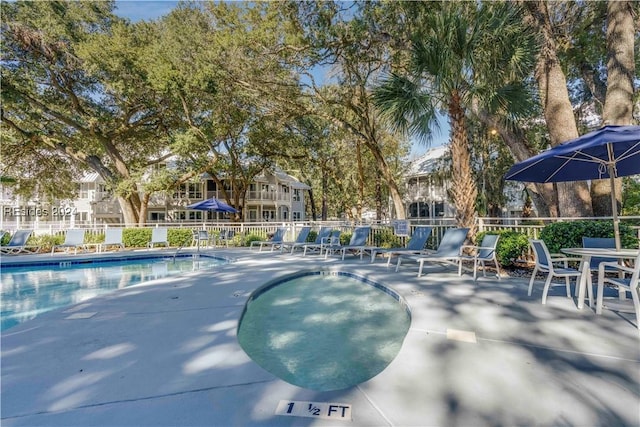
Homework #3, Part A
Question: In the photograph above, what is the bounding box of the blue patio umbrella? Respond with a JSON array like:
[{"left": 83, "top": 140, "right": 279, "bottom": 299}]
[
  {"left": 186, "top": 197, "right": 238, "bottom": 213},
  {"left": 505, "top": 125, "right": 640, "bottom": 249}
]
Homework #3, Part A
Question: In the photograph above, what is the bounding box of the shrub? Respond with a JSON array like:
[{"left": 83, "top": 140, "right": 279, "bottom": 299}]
[
  {"left": 168, "top": 229, "right": 193, "bottom": 247},
  {"left": 85, "top": 232, "right": 104, "bottom": 245},
  {"left": 475, "top": 230, "right": 529, "bottom": 268},
  {"left": 123, "top": 228, "right": 152, "bottom": 248},
  {"left": 307, "top": 230, "right": 318, "bottom": 243},
  {"left": 244, "top": 233, "right": 265, "bottom": 246},
  {"left": 539, "top": 220, "right": 638, "bottom": 253},
  {"left": 372, "top": 228, "right": 403, "bottom": 249},
  {"left": 340, "top": 232, "right": 351, "bottom": 246},
  {"left": 27, "top": 233, "right": 64, "bottom": 253}
]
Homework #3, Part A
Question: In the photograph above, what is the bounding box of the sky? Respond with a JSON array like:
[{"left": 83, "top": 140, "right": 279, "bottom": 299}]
[{"left": 113, "top": 1, "right": 447, "bottom": 158}]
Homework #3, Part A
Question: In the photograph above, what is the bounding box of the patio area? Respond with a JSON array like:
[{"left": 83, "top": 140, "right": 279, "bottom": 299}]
[{"left": 1, "top": 248, "right": 639, "bottom": 426}]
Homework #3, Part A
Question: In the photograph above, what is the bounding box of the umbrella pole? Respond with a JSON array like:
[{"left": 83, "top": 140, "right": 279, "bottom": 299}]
[
  {"left": 609, "top": 174, "right": 621, "bottom": 250},
  {"left": 607, "top": 143, "right": 621, "bottom": 251}
]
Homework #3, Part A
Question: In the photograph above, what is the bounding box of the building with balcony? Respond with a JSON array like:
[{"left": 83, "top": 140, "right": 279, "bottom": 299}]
[
  {"left": 405, "top": 145, "right": 530, "bottom": 219},
  {"left": 404, "top": 145, "right": 454, "bottom": 219},
  {"left": 0, "top": 168, "right": 311, "bottom": 228}
]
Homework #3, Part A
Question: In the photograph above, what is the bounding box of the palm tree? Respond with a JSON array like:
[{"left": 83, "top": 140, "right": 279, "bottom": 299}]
[{"left": 373, "top": 2, "right": 536, "bottom": 234}]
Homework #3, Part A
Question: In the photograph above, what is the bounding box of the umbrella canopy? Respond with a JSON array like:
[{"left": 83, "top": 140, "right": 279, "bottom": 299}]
[
  {"left": 505, "top": 125, "right": 640, "bottom": 250},
  {"left": 186, "top": 197, "right": 238, "bottom": 213}
]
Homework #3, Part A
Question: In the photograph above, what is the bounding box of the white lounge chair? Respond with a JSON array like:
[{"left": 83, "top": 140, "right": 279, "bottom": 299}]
[
  {"left": 321, "top": 230, "right": 342, "bottom": 259},
  {"left": 51, "top": 229, "right": 87, "bottom": 254},
  {"left": 279, "top": 226, "right": 312, "bottom": 253},
  {"left": 100, "top": 228, "right": 125, "bottom": 252},
  {"left": 370, "top": 226, "right": 432, "bottom": 265},
  {"left": 1, "top": 230, "right": 40, "bottom": 254},
  {"left": 300, "top": 227, "right": 333, "bottom": 255},
  {"left": 338, "top": 226, "right": 372, "bottom": 260},
  {"left": 396, "top": 227, "right": 470, "bottom": 277},
  {"left": 148, "top": 228, "right": 169, "bottom": 248},
  {"left": 458, "top": 233, "right": 501, "bottom": 280},
  {"left": 250, "top": 227, "right": 287, "bottom": 252}
]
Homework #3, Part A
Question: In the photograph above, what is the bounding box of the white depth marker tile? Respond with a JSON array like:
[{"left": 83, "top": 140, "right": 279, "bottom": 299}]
[
  {"left": 446, "top": 329, "right": 477, "bottom": 343},
  {"left": 65, "top": 312, "right": 97, "bottom": 320}
]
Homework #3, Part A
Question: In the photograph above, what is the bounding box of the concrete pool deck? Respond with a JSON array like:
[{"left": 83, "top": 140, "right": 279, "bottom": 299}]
[{"left": 1, "top": 248, "right": 639, "bottom": 426}]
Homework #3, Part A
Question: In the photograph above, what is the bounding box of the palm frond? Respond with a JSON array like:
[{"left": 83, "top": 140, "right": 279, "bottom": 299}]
[{"left": 372, "top": 72, "right": 437, "bottom": 141}]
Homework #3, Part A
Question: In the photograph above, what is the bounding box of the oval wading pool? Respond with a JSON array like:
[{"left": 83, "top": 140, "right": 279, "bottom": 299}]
[{"left": 237, "top": 270, "right": 411, "bottom": 391}]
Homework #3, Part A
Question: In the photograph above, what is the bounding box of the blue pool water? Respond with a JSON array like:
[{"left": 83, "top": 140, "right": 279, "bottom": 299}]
[
  {"left": 1, "top": 255, "right": 226, "bottom": 330},
  {"left": 237, "top": 271, "right": 411, "bottom": 391}
]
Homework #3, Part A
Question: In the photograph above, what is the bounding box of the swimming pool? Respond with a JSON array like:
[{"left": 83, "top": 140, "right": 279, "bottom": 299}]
[
  {"left": 237, "top": 270, "right": 411, "bottom": 391},
  {"left": 1, "top": 255, "right": 226, "bottom": 330}
]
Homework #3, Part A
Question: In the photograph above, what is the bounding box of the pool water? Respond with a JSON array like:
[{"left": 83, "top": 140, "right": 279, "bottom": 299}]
[
  {"left": 237, "top": 272, "right": 411, "bottom": 391},
  {"left": 1, "top": 256, "right": 225, "bottom": 330}
]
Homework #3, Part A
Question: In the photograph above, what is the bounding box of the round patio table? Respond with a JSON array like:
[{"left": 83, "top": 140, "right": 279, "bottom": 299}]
[{"left": 561, "top": 247, "right": 639, "bottom": 313}]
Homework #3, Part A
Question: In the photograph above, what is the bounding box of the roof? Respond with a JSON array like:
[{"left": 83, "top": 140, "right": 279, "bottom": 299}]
[
  {"left": 273, "top": 169, "right": 311, "bottom": 190},
  {"left": 407, "top": 145, "right": 449, "bottom": 177},
  {"left": 79, "top": 173, "right": 101, "bottom": 183}
]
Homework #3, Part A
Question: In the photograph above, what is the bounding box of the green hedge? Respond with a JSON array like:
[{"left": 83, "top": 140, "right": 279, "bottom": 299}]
[
  {"left": 120, "top": 228, "right": 192, "bottom": 247},
  {"left": 539, "top": 220, "right": 638, "bottom": 253},
  {"left": 27, "top": 233, "right": 65, "bottom": 253},
  {"left": 475, "top": 230, "right": 529, "bottom": 268},
  {"left": 371, "top": 228, "right": 403, "bottom": 249},
  {"left": 122, "top": 228, "right": 152, "bottom": 247}
]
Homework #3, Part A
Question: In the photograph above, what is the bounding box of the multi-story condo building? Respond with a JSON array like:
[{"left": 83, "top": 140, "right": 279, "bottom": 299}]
[
  {"left": 1, "top": 168, "right": 310, "bottom": 228},
  {"left": 404, "top": 146, "right": 454, "bottom": 219},
  {"left": 404, "top": 145, "right": 528, "bottom": 219}
]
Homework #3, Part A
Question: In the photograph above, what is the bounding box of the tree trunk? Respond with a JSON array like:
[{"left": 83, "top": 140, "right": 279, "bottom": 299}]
[
  {"left": 475, "top": 110, "right": 558, "bottom": 216},
  {"left": 139, "top": 193, "right": 150, "bottom": 227},
  {"left": 524, "top": 0, "right": 593, "bottom": 217},
  {"left": 449, "top": 92, "right": 478, "bottom": 236},
  {"left": 361, "top": 140, "right": 406, "bottom": 219},
  {"left": 321, "top": 166, "right": 328, "bottom": 220},
  {"left": 592, "top": 0, "right": 635, "bottom": 216},
  {"left": 375, "top": 180, "right": 383, "bottom": 220},
  {"left": 117, "top": 196, "right": 140, "bottom": 225},
  {"left": 356, "top": 141, "right": 364, "bottom": 219}
]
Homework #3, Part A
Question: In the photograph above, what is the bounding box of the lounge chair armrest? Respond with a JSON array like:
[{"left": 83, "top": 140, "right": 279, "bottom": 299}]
[
  {"left": 598, "top": 261, "right": 634, "bottom": 275},
  {"left": 549, "top": 256, "right": 574, "bottom": 262},
  {"left": 549, "top": 256, "right": 580, "bottom": 267},
  {"left": 551, "top": 253, "right": 581, "bottom": 261},
  {"left": 417, "top": 249, "right": 435, "bottom": 255}
]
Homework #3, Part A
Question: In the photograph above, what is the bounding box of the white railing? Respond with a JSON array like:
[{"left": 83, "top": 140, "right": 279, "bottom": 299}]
[{"left": 3, "top": 216, "right": 639, "bottom": 249}]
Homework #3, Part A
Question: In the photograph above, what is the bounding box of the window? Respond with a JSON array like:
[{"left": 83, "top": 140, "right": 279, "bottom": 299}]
[
  {"left": 150, "top": 212, "right": 166, "bottom": 221},
  {"left": 293, "top": 189, "right": 301, "bottom": 202},
  {"left": 293, "top": 212, "right": 302, "bottom": 221},
  {"left": 176, "top": 211, "right": 202, "bottom": 220},
  {"left": 78, "top": 183, "right": 89, "bottom": 199},
  {"left": 262, "top": 210, "right": 275, "bottom": 221},
  {"left": 173, "top": 183, "right": 202, "bottom": 199},
  {"left": 409, "top": 202, "right": 429, "bottom": 218}
]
